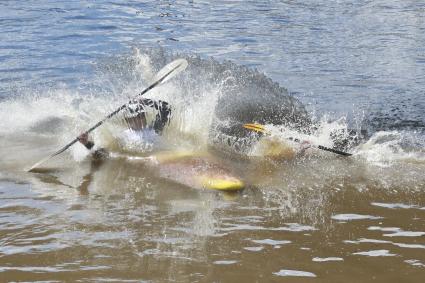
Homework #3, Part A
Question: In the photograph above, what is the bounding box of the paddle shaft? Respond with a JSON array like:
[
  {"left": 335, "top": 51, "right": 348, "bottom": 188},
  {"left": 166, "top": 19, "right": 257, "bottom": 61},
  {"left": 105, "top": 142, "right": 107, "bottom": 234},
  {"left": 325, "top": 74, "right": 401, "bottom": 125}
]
[
  {"left": 243, "top": 123, "right": 352, "bottom": 156},
  {"left": 286, "top": 136, "right": 352, "bottom": 156}
]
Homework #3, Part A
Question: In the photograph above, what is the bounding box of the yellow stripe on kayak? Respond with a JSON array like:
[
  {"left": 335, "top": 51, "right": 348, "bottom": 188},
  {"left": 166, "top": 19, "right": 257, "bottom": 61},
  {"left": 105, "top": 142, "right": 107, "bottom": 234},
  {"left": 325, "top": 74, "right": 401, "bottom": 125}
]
[
  {"left": 243, "top": 123, "right": 269, "bottom": 134},
  {"left": 200, "top": 176, "right": 244, "bottom": 191}
]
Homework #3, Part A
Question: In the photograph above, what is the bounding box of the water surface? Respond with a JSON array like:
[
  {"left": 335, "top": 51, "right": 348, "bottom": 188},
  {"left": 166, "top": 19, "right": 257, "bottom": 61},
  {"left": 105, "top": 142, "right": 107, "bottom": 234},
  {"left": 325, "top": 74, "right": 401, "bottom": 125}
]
[{"left": 0, "top": 1, "right": 424, "bottom": 282}]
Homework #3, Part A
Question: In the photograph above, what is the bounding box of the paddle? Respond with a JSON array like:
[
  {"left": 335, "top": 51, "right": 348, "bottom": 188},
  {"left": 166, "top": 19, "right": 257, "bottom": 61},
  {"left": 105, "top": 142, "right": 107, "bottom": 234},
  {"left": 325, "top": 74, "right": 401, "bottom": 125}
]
[
  {"left": 243, "top": 123, "right": 353, "bottom": 156},
  {"left": 28, "top": 58, "right": 188, "bottom": 172}
]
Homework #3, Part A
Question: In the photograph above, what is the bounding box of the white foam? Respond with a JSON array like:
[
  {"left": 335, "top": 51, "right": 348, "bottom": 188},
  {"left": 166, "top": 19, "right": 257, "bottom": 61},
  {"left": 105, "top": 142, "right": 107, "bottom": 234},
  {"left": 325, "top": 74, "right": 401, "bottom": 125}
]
[
  {"left": 384, "top": 231, "right": 425, "bottom": 237},
  {"left": 404, "top": 259, "right": 425, "bottom": 267},
  {"left": 312, "top": 257, "right": 344, "bottom": 262},
  {"left": 354, "top": 131, "right": 425, "bottom": 167},
  {"left": 344, "top": 238, "right": 391, "bottom": 244},
  {"left": 244, "top": 246, "right": 264, "bottom": 252},
  {"left": 353, "top": 250, "right": 397, "bottom": 257},
  {"left": 284, "top": 223, "right": 317, "bottom": 231},
  {"left": 393, "top": 243, "right": 425, "bottom": 249},
  {"left": 213, "top": 260, "right": 238, "bottom": 265},
  {"left": 368, "top": 226, "right": 401, "bottom": 232},
  {"left": 371, "top": 202, "right": 419, "bottom": 209},
  {"left": 331, "top": 214, "right": 382, "bottom": 221},
  {"left": 273, "top": 269, "right": 316, "bottom": 277},
  {"left": 344, "top": 237, "right": 425, "bottom": 250},
  {"left": 251, "top": 239, "right": 291, "bottom": 246}
]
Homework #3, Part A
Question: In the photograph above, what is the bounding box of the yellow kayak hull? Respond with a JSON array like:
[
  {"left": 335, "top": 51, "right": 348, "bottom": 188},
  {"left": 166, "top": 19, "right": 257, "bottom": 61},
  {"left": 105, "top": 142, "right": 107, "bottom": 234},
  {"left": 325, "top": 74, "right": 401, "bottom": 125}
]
[
  {"left": 198, "top": 176, "right": 244, "bottom": 191},
  {"left": 149, "top": 151, "right": 244, "bottom": 192}
]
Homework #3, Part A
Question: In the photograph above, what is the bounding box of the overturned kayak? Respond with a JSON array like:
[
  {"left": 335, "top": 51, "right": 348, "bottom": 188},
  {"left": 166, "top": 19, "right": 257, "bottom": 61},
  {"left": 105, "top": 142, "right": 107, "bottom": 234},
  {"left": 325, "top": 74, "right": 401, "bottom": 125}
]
[{"left": 126, "top": 151, "right": 244, "bottom": 192}]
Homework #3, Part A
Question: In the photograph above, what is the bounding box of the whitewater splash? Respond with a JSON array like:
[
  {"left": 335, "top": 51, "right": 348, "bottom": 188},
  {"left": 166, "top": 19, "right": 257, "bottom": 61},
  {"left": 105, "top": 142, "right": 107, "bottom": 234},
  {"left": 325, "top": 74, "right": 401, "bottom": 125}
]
[{"left": 0, "top": 47, "right": 424, "bottom": 187}]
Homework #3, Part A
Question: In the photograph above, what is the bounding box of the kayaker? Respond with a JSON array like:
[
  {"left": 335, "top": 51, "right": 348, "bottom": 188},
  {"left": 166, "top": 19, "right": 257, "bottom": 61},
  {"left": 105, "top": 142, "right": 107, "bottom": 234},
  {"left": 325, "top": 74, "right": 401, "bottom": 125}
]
[{"left": 77, "top": 98, "right": 172, "bottom": 157}]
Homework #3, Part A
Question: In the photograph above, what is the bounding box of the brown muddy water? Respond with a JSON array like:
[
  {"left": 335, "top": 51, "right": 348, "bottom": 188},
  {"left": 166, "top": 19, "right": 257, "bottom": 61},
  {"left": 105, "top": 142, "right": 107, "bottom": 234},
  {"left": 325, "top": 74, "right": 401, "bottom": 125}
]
[{"left": 1, "top": 141, "right": 424, "bottom": 282}]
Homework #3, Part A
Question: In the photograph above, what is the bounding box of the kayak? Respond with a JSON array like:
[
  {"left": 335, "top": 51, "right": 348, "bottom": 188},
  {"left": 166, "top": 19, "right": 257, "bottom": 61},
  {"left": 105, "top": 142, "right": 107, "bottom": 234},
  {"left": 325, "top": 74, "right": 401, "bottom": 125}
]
[{"left": 128, "top": 151, "right": 244, "bottom": 192}]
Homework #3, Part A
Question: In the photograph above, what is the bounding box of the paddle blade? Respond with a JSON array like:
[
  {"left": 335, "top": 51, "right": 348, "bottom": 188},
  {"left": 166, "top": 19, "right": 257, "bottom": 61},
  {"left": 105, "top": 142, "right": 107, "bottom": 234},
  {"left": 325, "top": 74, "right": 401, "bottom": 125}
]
[
  {"left": 27, "top": 155, "right": 53, "bottom": 172},
  {"left": 154, "top": 58, "right": 188, "bottom": 84},
  {"left": 243, "top": 123, "right": 269, "bottom": 134}
]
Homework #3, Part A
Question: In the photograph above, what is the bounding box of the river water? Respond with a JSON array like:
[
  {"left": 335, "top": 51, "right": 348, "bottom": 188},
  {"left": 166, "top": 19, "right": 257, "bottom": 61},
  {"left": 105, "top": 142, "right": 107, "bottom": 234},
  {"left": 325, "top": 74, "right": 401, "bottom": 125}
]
[{"left": 0, "top": 1, "right": 424, "bottom": 282}]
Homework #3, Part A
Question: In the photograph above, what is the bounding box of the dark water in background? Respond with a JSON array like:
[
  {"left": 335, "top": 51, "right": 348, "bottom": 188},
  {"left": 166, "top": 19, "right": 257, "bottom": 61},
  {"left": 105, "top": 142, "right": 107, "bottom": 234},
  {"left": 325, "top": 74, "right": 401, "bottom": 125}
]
[{"left": 0, "top": 1, "right": 424, "bottom": 282}]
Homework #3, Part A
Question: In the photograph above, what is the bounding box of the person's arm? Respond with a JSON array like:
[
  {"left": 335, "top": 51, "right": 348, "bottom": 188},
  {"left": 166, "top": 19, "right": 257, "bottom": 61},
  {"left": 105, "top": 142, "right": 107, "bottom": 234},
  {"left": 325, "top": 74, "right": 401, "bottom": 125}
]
[{"left": 77, "top": 133, "right": 109, "bottom": 160}]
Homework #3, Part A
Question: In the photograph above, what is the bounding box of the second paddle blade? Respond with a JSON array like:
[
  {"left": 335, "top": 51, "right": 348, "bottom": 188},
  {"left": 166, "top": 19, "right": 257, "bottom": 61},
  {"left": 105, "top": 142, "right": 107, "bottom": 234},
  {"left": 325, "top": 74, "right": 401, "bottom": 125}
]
[{"left": 154, "top": 58, "right": 188, "bottom": 84}]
